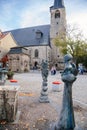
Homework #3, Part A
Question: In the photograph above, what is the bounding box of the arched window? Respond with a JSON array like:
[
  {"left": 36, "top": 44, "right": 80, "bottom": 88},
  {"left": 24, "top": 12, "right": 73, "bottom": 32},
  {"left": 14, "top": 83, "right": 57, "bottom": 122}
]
[
  {"left": 55, "top": 10, "right": 60, "bottom": 18},
  {"left": 34, "top": 49, "right": 39, "bottom": 58}
]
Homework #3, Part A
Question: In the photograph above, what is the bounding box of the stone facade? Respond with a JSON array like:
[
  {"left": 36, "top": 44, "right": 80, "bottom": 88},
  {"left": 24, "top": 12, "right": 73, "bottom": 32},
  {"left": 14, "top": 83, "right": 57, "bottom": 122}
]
[
  {"left": 27, "top": 46, "right": 51, "bottom": 69},
  {"left": 8, "top": 53, "right": 30, "bottom": 72},
  {"left": 50, "top": 8, "right": 66, "bottom": 39},
  {"left": 0, "top": 85, "right": 19, "bottom": 122},
  {"left": 50, "top": 4, "right": 66, "bottom": 69},
  {"left": 0, "top": 31, "right": 17, "bottom": 59}
]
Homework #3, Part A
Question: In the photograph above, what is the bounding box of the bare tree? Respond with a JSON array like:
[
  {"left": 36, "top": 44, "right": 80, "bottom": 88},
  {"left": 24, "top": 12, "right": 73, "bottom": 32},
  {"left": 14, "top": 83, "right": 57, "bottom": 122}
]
[{"left": 54, "top": 24, "right": 87, "bottom": 65}]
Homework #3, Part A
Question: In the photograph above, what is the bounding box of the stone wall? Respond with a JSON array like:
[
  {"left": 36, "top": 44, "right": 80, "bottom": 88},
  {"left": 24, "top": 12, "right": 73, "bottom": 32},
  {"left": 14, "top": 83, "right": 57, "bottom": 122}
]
[
  {"left": 50, "top": 8, "right": 66, "bottom": 39},
  {"left": 0, "top": 85, "right": 19, "bottom": 122},
  {"left": 27, "top": 46, "right": 51, "bottom": 69},
  {"left": 49, "top": 7, "right": 66, "bottom": 69},
  {"left": 8, "top": 54, "right": 30, "bottom": 72},
  {"left": 0, "top": 32, "right": 17, "bottom": 59}
]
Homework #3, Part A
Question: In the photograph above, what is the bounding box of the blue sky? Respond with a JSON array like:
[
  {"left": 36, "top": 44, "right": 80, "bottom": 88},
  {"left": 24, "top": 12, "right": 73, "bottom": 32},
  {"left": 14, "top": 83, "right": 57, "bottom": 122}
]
[{"left": 0, "top": 0, "right": 87, "bottom": 38}]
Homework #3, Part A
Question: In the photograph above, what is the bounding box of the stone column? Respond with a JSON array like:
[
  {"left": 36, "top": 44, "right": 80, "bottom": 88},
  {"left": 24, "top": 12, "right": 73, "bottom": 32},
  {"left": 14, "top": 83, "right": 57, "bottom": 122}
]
[
  {"left": 0, "top": 85, "right": 19, "bottom": 122},
  {"left": 53, "top": 54, "right": 78, "bottom": 130},
  {"left": 39, "top": 60, "right": 49, "bottom": 103}
]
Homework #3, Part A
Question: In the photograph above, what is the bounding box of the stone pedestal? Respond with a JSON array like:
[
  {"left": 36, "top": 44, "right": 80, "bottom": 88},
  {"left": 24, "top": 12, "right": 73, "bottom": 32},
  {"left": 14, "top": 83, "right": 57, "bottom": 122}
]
[{"left": 0, "top": 85, "right": 19, "bottom": 122}]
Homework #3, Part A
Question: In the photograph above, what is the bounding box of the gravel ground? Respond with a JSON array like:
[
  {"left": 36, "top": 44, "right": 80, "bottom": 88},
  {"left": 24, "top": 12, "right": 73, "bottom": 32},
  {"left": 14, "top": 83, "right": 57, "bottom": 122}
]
[{"left": 0, "top": 71, "right": 87, "bottom": 130}]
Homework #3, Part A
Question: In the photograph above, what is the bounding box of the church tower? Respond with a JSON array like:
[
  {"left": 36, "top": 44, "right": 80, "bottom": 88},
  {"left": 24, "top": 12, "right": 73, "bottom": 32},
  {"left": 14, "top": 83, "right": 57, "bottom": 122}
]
[
  {"left": 50, "top": 0, "right": 66, "bottom": 68},
  {"left": 50, "top": 0, "right": 66, "bottom": 38}
]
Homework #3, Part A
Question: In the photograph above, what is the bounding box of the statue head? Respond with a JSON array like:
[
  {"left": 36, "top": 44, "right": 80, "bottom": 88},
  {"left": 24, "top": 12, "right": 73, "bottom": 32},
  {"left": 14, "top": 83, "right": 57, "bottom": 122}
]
[{"left": 64, "top": 54, "right": 73, "bottom": 63}]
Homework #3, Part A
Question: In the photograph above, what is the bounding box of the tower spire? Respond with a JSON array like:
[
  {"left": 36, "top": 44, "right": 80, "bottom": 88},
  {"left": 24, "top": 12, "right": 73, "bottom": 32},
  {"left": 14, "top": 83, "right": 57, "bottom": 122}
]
[{"left": 54, "top": 0, "right": 64, "bottom": 9}]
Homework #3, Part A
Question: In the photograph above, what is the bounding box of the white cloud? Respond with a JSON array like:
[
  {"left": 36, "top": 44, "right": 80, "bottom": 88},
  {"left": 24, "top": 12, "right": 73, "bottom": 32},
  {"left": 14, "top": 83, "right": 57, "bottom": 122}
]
[
  {"left": 67, "top": 10, "right": 87, "bottom": 38},
  {"left": 20, "top": 4, "right": 50, "bottom": 28},
  {"left": 0, "top": 0, "right": 87, "bottom": 39}
]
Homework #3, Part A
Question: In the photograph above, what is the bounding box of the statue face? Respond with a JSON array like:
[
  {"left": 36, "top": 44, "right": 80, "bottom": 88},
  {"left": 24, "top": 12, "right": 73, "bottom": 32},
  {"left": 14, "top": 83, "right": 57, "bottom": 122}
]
[{"left": 64, "top": 54, "right": 73, "bottom": 63}]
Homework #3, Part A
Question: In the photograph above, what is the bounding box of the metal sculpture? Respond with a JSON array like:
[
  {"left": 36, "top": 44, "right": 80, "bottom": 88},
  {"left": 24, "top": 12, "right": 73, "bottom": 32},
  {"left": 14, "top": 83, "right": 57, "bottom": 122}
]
[
  {"left": 0, "top": 62, "right": 8, "bottom": 85},
  {"left": 39, "top": 60, "right": 49, "bottom": 103},
  {"left": 53, "top": 54, "right": 78, "bottom": 130}
]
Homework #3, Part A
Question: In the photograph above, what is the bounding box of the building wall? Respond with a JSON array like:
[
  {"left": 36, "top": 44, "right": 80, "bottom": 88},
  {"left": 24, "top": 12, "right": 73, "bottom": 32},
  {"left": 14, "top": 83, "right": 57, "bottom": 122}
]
[
  {"left": 27, "top": 46, "right": 51, "bottom": 69},
  {"left": 50, "top": 8, "right": 66, "bottom": 38},
  {"left": 8, "top": 54, "right": 30, "bottom": 72},
  {"left": 0, "top": 33, "right": 17, "bottom": 59},
  {"left": 50, "top": 7, "right": 66, "bottom": 69}
]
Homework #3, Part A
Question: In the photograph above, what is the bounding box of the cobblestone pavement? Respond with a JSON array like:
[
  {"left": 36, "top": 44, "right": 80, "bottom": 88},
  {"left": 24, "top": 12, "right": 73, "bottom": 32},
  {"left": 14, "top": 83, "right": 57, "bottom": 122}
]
[{"left": 1, "top": 71, "right": 87, "bottom": 130}]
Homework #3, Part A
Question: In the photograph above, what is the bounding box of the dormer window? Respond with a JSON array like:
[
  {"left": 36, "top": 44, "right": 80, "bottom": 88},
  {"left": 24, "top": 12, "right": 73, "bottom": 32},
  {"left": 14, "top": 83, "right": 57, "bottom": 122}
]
[
  {"left": 55, "top": 10, "right": 60, "bottom": 18},
  {"left": 36, "top": 30, "right": 43, "bottom": 39}
]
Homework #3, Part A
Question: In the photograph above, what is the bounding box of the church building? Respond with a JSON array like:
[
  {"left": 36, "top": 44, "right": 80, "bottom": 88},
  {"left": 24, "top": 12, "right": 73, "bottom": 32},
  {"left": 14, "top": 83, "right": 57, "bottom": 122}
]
[{"left": 6, "top": 0, "right": 66, "bottom": 71}]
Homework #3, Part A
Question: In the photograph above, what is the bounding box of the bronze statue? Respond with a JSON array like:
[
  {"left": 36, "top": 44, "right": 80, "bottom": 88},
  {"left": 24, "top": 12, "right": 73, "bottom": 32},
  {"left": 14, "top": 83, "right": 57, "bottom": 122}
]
[
  {"left": 0, "top": 62, "right": 8, "bottom": 85},
  {"left": 41, "top": 60, "right": 49, "bottom": 81},
  {"left": 39, "top": 60, "right": 49, "bottom": 103},
  {"left": 54, "top": 54, "right": 78, "bottom": 130}
]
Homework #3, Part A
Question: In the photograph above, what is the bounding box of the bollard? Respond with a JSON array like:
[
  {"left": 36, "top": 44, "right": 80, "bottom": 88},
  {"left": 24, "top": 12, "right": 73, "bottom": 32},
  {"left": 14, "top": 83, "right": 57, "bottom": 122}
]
[{"left": 52, "top": 81, "right": 61, "bottom": 92}]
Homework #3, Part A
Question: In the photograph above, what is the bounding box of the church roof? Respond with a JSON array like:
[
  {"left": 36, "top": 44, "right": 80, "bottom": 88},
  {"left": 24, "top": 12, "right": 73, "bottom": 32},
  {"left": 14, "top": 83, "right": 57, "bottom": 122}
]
[
  {"left": 5, "top": 25, "right": 50, "bottom": 47},
  {"left": 50, "top": 0, "right": 65, "bottom": 10},
  {"left": 8, "top": 47, "right": 29, "bottom": 55},
  {"left": 54, "top": 0, "right": 64, "bottom": 8}
]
